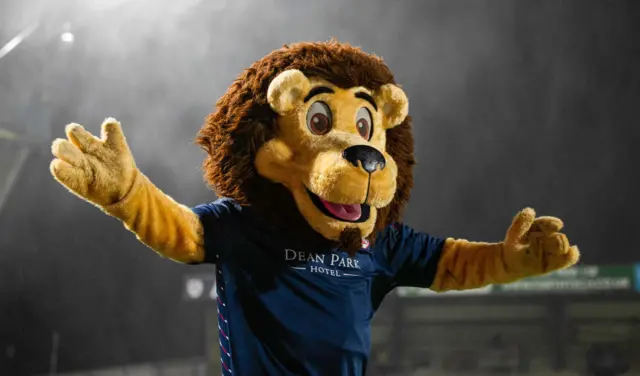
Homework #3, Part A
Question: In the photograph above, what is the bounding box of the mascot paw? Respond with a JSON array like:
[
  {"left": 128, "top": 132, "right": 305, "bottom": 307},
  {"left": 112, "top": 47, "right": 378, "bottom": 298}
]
[
  {"left": 50, "top": 118, "right": 137, "bottom": 207},
  {"left": 502, "top": 208, "right": 580, "bottom": 277}
]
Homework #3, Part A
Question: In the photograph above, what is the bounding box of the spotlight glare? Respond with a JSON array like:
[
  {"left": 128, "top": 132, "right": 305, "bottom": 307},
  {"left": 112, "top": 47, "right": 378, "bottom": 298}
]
[{"left": 60, "top": 32, "right": 75, "bottom": 43}]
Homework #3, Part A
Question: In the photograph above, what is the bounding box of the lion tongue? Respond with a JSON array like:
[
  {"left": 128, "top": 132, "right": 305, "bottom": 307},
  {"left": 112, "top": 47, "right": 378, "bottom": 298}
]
[{"left": 320, "top": 199, "right": 362, "bottom": 221}]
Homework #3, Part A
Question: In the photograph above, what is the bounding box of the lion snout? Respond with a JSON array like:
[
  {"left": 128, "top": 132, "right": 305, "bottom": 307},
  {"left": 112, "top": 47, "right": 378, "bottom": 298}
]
[
  {"left": 342, "top": 145, "right": 386, "bottom": 174},
  {"left": 307, "top": 150, "right": 397, "bottom": 207}
]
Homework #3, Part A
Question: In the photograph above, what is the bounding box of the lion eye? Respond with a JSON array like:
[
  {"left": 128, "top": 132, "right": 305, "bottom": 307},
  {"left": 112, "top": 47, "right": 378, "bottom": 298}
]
[
  {"left": 306, "top": 101, "right": 332, "bottom": 135},
  {"left": 356, "top": 107, "right": 373, "bottom": 140}
]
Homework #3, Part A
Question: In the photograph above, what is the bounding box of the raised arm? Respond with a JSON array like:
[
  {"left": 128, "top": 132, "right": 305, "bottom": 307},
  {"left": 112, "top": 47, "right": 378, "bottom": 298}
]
[
  {"left": 50, "top": 118, "right": 205, "bottom": 263},
  {"left": 374, "top": 209, "right": 580, "bottom": 294},
  {"left": 430, "top": 208, "right": 580, "bottom": 292}
]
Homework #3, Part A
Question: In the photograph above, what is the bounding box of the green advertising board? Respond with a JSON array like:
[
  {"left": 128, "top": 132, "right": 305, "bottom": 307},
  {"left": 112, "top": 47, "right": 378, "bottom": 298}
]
[{"left": 397, "top": 264, "right": 640, "bottom": 298}]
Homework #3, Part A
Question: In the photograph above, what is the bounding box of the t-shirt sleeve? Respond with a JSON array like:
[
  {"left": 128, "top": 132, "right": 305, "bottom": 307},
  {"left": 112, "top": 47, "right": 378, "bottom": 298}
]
[
  {"left": 190, "top": 198, "right": 241, "bottom": 264},
  {"left": 373, "top": 223, "right": 446, "bottom": 289}
]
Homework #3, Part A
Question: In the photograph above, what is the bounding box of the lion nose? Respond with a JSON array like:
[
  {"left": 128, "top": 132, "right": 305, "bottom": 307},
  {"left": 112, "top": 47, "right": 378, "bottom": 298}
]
[{"left": 342, "top": 145, "right": 386, "bottom": 173}]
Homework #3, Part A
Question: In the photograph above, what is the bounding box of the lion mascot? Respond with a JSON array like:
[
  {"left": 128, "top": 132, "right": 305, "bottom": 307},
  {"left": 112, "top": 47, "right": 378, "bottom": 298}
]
[{"left": 49, "top": 40, "right": 579, "bottom": 375}]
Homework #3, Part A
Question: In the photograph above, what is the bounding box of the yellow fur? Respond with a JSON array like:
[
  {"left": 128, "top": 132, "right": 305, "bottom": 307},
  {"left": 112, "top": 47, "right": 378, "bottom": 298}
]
[
  {"left": 258, "top": 71, "right": 409, "bottom": 241},
  {"left": 48, "top": 78, "right": 579, "bottom": 286},
  {"left": 374, "top": 84, "right": 409, "bottom": 128},
  {"left": 103, "top": 171, "right": 204, "bottom": 263},
  {"left": 431, "top": 208, "right": 580, "bottom": 292},
  {"left": 50, "top": 118, "right": 204, "bottom": 263},
  {"left": 267, "top": 69, "right": 312, "bottom": 115}
]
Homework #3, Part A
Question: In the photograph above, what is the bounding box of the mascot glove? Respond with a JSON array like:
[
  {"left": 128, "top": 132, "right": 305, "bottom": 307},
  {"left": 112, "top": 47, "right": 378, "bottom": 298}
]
[
  {"left": 500, "top": 208, "right": 580, "bottom": 279},
  {"left": 50, "top": 118, "right": 138, "bottom": 208}
]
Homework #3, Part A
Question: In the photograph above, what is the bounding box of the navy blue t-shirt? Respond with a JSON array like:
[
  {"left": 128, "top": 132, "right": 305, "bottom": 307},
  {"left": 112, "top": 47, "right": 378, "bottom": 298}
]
[{"left": 192, "top": 198, "right": 445, "bottom": 376}]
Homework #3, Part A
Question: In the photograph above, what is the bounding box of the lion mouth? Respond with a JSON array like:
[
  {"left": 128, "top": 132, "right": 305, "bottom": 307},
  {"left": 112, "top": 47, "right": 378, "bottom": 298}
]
[{"left": 306, "top": 187, "right": 370, "bottom": 223}]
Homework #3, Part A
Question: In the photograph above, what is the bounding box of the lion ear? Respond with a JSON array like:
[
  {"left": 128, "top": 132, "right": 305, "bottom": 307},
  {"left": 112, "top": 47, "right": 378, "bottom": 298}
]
[
  {"left": 267, "top": 69, "right": 312, "bottom": 115},
  {"left": 375, "top": 84, "right": 409, "bottom": 129}
]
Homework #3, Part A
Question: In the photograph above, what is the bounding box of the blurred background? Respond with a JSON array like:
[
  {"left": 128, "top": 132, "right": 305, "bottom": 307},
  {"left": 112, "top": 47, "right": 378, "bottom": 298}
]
[{"left": 0, "top": 0, "right": 639, "bottom": 375}]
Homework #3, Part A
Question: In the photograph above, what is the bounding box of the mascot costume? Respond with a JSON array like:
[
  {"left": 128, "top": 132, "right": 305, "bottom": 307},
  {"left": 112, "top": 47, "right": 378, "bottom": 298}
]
[{"left": 49, "top": 41, "right": 580, "bottom": 375}]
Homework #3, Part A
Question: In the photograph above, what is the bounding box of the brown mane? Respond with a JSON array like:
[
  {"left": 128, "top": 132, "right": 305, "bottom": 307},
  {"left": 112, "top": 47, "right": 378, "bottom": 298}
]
[{"left": 195, "top": 40, "right": 415, "bottom": 246}]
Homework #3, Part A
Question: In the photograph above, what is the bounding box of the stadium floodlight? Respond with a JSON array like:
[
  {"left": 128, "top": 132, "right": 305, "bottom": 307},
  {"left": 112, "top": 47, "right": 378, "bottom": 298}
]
[
  {"left": 186, "top": 278, "right": 205, "bottom": 299},
  {"left": 0, "top": 24, "right": 39, "bottom": 61},
  {"left": 60, "top": 32, "right": 75, "bottom": 43}
]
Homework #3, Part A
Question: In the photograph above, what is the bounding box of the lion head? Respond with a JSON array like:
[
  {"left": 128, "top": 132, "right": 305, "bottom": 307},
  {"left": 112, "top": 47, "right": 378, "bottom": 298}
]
[{"left": 196, "top": 40, "right": 415, "bottom": 253}]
